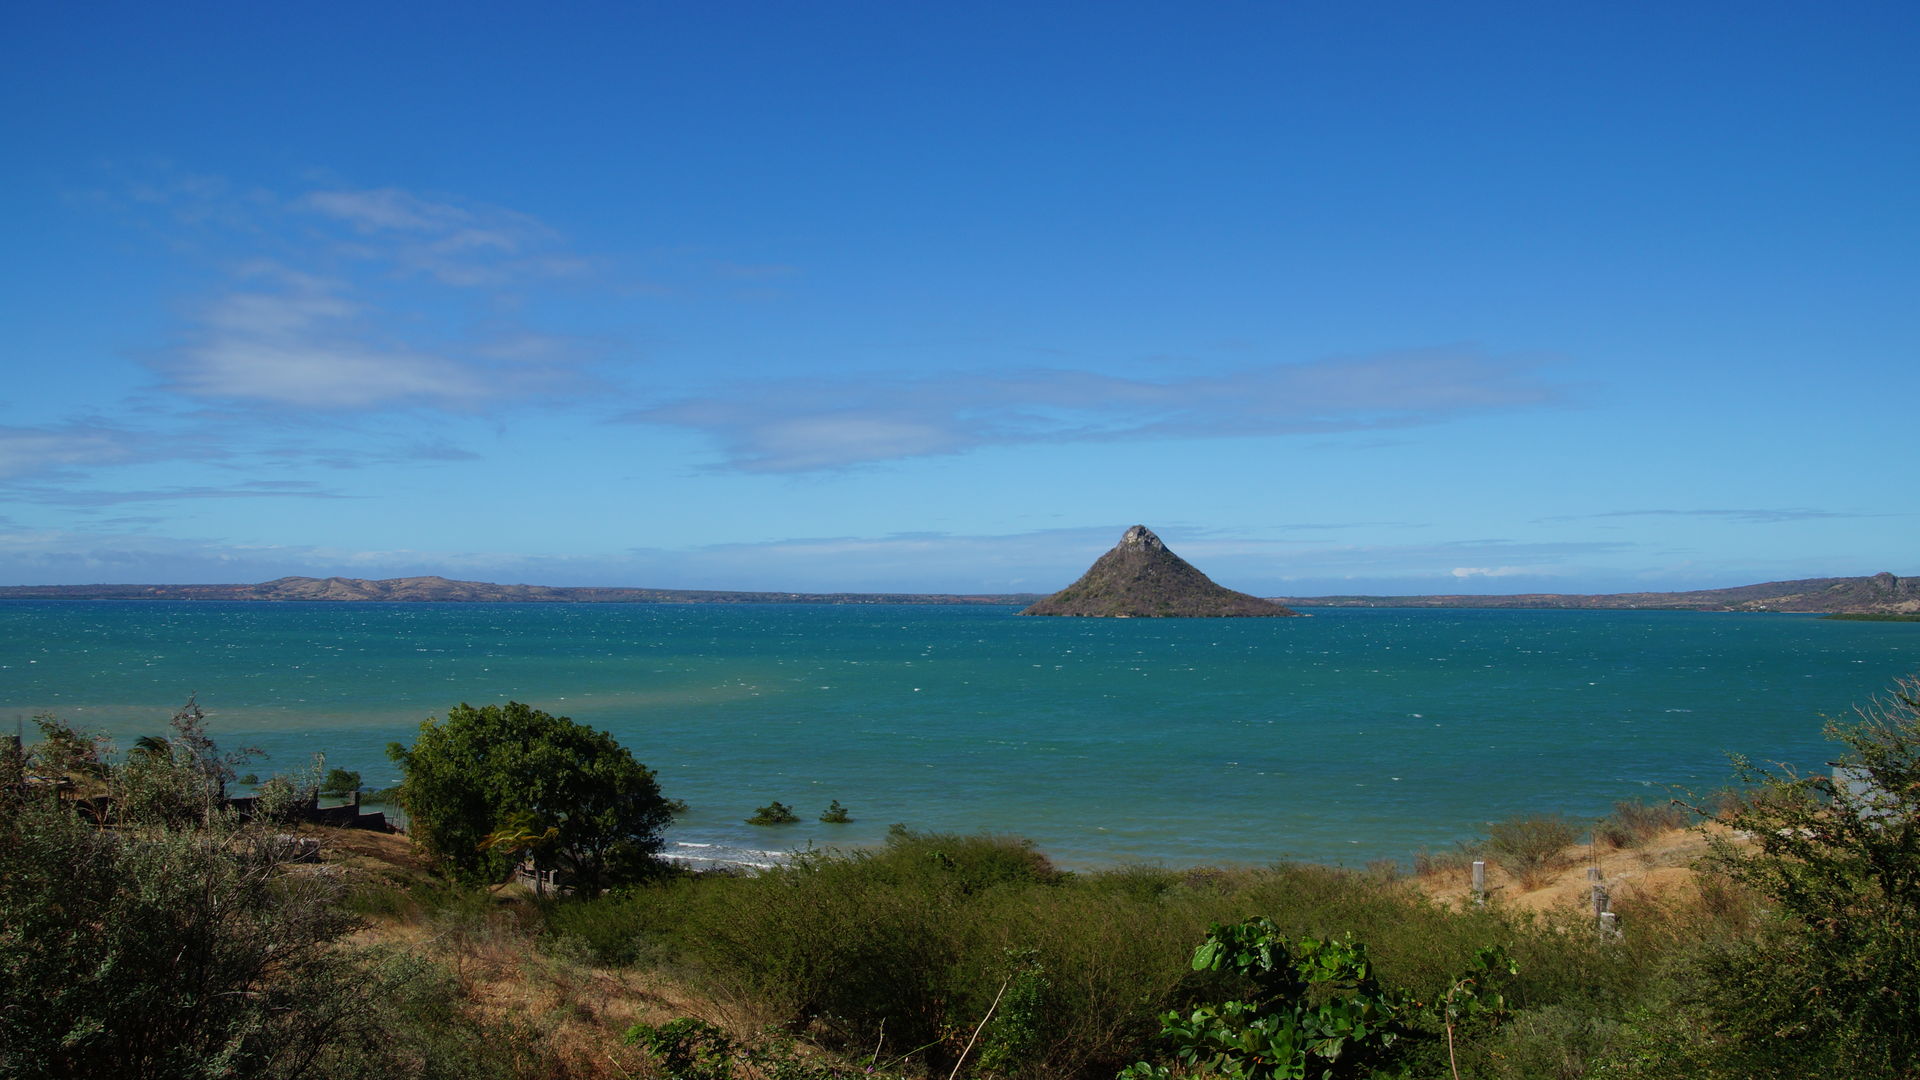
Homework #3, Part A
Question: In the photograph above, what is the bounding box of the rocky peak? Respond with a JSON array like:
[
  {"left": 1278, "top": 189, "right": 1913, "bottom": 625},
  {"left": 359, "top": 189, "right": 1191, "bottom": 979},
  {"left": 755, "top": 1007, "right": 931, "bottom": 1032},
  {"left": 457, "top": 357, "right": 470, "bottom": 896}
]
[{"left": 1019, "top": 525, "right": 1301, "bottom": 618}]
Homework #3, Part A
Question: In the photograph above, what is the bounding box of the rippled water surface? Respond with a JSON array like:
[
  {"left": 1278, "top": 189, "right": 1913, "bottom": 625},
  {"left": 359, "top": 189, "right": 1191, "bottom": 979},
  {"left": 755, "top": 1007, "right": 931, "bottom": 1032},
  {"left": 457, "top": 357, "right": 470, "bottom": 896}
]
[{"left": 6, "top": 600, "right": 1917, "bottom": 867}]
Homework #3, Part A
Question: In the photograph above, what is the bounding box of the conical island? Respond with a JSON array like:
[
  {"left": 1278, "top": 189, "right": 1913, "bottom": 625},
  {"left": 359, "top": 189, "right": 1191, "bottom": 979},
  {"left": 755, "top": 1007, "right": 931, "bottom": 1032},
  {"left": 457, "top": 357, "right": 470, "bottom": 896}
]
[{"left": 1019, "top": 525, "right": 1302, "bottom": 618}]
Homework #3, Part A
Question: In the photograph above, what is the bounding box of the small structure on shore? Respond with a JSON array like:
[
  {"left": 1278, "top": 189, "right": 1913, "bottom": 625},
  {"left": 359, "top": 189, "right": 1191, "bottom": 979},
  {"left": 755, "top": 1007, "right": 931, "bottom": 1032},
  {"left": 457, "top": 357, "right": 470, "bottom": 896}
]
[{"left": 1020, "top": 525, "right": 1302, "bottom": 618}]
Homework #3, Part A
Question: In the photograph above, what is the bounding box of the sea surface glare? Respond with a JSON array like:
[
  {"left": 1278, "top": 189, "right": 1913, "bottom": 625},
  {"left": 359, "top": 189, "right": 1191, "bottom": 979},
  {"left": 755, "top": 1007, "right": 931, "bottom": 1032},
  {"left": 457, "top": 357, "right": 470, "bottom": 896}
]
[{"left": 6, "top": 601, "right": 1918, "bottom": 868}]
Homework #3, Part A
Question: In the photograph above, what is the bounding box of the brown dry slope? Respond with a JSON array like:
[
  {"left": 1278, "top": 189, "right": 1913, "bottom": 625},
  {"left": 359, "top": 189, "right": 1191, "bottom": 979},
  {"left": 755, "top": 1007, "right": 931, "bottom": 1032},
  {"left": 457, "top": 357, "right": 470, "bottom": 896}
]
[{"left": 1415, "top": 825, "right": 1747, "bottom": 913}]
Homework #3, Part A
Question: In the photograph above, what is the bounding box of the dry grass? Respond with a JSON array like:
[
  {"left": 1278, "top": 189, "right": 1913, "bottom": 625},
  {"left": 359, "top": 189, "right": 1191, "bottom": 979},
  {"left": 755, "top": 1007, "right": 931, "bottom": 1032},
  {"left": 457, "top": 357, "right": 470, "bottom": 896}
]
[
  {"left": 1593, "top": 799, "right": 1692, "bottom": 850},
  {"left": 1413, "top": 823, "right": 1750, "bottom": 915},
  {"left": 315, "top": 828, "right": 735, "bottom": 1080}
]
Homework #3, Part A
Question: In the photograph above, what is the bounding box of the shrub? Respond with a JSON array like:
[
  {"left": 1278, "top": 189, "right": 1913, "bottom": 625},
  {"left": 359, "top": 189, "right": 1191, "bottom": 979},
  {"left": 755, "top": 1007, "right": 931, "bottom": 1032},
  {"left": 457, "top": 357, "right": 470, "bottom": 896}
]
[
  {"left": 820, "top": 799, "right": 852, "bottom": 823},
  {"left": 1116, "top": 917, "right": 1517, "bottom": 1080},
  {"left": 0, "top": 717, "right": 402, "bottom": 1078},
  {"left": 1680, "top": 674, "right": 1920, "bottom": 1076},
  {"left": 1485, "top": 815, "right": 1577, "bottom": 889},
  {"left": 1594, "top": 798, "right": 1690, "bottom": 849},
  {"left": 1412, "top": 842, "right": 1482, "bottom": 879},
  {"left": 747, "top": 800, "right": 800, "bottom": 825}
]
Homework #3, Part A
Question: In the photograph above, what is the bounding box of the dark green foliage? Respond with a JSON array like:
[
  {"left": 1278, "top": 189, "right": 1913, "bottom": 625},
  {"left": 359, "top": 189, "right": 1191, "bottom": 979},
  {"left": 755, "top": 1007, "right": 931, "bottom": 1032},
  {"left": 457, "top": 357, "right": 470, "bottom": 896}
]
[
  {"left": 359, "top": 785, "right": 404, "bottom": 806},
  {"left": 320, "top": 767, "right": 362, "bottom": 797},
  {"left": 820, "top": 799, "right": 851, "bottom": 823},
  {"left": 747, "top": 800, "right": 800, "bottom": 825},
  {"left": 387, "top": 701, "right": 674, "bottom": 894},
  {"left": 626, "top": 1018, "right": 738, "bottom": 1080},
  {"left": 624, "top": 1017, "right": 918, "bottom": 1080},
  {"left": 1117, "top": 919, "right": 1517, "bottom": 1080},
  {"left": 1678, "top": 674, "right": 1920, "bottom": 1077},
  {"left": 978, "top": 949, "right": 1050, "bottom": 1075},
  {"left": 0, "top": 718, "right": 404, "bottom": 1080},
  {"left": 1118, "top": 919, "right": 1417, "bottom": 1080}
]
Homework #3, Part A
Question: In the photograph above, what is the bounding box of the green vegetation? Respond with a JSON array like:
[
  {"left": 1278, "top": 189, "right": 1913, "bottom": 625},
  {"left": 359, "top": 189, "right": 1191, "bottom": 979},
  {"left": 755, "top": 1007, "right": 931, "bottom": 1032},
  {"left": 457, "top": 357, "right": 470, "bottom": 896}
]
[
  {"left": 746, "top": 799, "right": 800, "bottom": 825},
  {"left": 821, "top": 799, "right": 852, "bottom": 823},
  {"left": 320, "top": 766, "right": 362, "bottom": 797},
  {"left": 11, "top": 675, "right": 1920, "bottom": 1079},
  {"left": 0, "top": 713, "right": 479, "bottom": 1079},
  {"left": 387, "top": 701, "right": 674, "bottom": 894},
  {"left": 1822, "top": 611, "right": 1920, "bottom": 622},
  {"left": 1671, "top": 675, "right": 1920, "bottom": 1077}
]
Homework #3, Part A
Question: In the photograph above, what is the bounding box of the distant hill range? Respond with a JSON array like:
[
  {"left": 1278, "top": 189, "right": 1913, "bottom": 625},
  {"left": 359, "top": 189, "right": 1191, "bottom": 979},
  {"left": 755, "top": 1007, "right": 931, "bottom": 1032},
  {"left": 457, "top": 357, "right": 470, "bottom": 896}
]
[
  {"left": 4, "top": 570, "right": 1914, "bottom": 616},
  {"left": 1276, "top": 572, "right": 1920, "bottom": 615},
  {"left": 1021, "top": 525, "right": 1301, "bottom": 618},
  {"left": 0, "top": 575, "right": 1039, "bottom": 606}
]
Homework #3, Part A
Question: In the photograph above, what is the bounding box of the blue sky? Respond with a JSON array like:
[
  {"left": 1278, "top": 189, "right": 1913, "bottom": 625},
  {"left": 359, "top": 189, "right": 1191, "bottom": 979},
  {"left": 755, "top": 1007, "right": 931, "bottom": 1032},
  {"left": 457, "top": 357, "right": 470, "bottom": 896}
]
[{"left": 3, "top": 2, "right": 1914, "bottom": 594}]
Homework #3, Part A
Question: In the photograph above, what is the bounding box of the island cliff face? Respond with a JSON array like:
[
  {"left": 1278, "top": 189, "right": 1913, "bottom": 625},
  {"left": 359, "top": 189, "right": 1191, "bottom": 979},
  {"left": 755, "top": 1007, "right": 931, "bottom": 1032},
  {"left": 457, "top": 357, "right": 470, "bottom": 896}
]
[{"left": 1020, "top": 525, "right": 1302, "bottom": 618}]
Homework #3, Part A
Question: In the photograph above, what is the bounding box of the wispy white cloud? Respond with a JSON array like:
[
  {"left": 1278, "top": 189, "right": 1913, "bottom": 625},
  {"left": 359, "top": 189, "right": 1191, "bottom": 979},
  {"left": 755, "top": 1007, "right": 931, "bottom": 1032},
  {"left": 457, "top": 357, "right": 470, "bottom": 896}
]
[
  {"left": 171, "top": 289, "right": 488, "bottom": 409},
  {"left": 8, "top": 480, "right": 353, "bottom": 508},
  {"left": 623, "top": 349, "right": 1561, "bottom": 472},
  {"left": 77, "top": 174, "right": 614, "bottom": 419},
  {"left": 157, "top": 266, "right": 593, "bottom": 411},
  {"left": 299, "top": 187, "right": 581, "bottom": 287},
  {"left": 1538, "top": 508, "right": 1883, "bottom": 525},
  {"left": 0, "top": 421, "right": 191, "bottom": 481}
]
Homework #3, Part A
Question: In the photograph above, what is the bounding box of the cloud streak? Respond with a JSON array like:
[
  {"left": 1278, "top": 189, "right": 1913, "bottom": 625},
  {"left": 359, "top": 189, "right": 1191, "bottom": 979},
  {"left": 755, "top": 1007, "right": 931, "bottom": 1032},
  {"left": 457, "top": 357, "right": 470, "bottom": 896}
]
[
  {"left": 299, "top": 187, "right": 585, "bottom": 287},
  {"left": 623, "top": 349, "right": 1561, "bottom": 472},
  {"left": 1541, "top": 508, "right": 1881, "bottom": 525},
  {"left": 157, "top": 266, "right": 596, "bottom": 411},
  {"left": 0, "top": 422, "right": 160, "bottom": 480},
  {"left": 8, "top": 480, "right": 353, "bottom": 508}
]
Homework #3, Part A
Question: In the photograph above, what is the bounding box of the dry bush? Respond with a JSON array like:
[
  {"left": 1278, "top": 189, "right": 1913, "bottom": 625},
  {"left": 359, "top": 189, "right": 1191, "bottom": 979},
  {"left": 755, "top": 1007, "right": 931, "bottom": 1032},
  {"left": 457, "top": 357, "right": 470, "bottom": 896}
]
[
  {"left": 1412, "top": 843, "right": 1480, "bottom": 879},
  {"left": 1594, "top": 799, "right": 1692, "bottom": 849},
  {"left": 1487, "top": 815, "right": 1578, "bottom": 889}
]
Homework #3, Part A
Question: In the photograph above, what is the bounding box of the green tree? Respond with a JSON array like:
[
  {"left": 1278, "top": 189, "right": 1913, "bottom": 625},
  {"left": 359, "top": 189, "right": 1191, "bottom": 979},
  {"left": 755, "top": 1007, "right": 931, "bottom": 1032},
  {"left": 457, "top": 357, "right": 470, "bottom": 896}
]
[
  {"left": 319, "top": 767, "right": 362, "bottom": 798},
  {"left": 387, "top": 701, "right": 674, "bottom": 894},
  {"left": 1686, "top": 674, "right": 1920, "bottom": 1077}
]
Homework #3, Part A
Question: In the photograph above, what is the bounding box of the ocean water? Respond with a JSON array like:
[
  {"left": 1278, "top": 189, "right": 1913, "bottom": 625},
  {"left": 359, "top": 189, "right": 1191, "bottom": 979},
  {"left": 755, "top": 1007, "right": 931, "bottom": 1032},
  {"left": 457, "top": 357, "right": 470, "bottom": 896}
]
[{"left": 5, "top": 600, "right": 1918, "bottom": 869}]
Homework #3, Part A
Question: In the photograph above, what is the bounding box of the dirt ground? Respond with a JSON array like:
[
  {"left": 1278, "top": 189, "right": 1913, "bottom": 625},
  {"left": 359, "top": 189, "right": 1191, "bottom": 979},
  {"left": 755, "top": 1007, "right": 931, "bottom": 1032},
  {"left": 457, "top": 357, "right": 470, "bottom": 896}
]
[{"left": 1414, "top": 824, "right": 1741, "bottom": 913}]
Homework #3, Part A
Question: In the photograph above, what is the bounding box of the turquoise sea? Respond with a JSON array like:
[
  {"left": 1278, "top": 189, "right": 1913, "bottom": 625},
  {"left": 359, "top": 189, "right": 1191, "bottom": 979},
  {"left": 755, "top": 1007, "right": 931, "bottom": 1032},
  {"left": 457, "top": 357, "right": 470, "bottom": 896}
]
[{"left": 5, "top": 600, "right": 1918, "bottom": 869}]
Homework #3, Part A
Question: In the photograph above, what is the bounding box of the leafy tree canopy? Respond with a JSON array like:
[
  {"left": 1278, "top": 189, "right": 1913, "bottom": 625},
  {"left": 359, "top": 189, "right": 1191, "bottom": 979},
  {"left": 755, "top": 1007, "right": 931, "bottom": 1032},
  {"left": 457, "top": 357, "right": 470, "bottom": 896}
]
[
  {"left": 320, "top": 767, "right": 362, "bottom": 797},
  {"left": 388, "top": 701, "right": 673, "bottom": 893}
]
